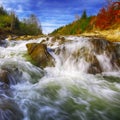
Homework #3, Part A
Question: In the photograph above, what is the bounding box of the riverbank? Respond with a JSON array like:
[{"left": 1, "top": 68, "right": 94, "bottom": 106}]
[
  {"left": 0, "top": 27, "right": 120, "bottom": 42},
  {"left": 82, "top": 27, "right": 120, "bottom": 42},
  {"left": 7, "top": 35, "right": 44, "bottom": 40}
]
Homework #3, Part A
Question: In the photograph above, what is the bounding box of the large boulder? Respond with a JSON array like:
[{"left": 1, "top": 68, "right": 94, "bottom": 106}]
[{"left": 26, "top": 43, "right": 55, "bottom": 68}]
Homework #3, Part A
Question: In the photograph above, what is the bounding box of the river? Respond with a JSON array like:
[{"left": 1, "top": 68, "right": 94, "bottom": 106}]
[{"left": 0, "top": 36, "right": 120, "bottom": 120}]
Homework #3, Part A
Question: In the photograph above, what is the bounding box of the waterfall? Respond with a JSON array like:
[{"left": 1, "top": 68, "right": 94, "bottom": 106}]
[{"left": 0, "top": 36, "right": 120, "bottom": 120}]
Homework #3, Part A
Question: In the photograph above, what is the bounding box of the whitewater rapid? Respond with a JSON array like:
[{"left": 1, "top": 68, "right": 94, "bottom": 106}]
[{"left": 0, "top": 36, "right": 120, "bottom": 120}]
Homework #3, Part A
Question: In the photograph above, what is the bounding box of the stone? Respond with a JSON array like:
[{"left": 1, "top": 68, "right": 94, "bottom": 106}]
[
  {"left": 86, "top": 55, "right": 102, "bottom": 74},
  {"left": 0, "top": 70, "right": 9, "bottom": 84},
  {"left": 0, "top": 97, "right": 23, "bottom": 120},
  {"left": 0, "top": 40, "right": 8, "bottom": 47},
  {"left": 26, "top": 43, "right": 55, "bottom": 68}
]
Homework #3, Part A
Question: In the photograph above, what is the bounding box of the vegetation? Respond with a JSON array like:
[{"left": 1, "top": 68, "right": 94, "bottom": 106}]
[
  {"left": 51, "top": 1, "right": 120, "bottom": 36},
  {"left": 0, "top": 6, "right": 42, "bottom": 37}
]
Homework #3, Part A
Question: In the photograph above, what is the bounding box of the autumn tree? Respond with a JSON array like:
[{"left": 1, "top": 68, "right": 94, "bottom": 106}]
[{"left": 95, "top": 1, "right": 120, "bottom": 29}]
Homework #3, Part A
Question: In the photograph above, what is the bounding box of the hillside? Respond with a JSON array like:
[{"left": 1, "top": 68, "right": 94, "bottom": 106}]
[
  {"left": 50, "top": 2, "right": 120, "bottom": 42},
  {"left": 0, "top": 6, "right": 42, "bottom": 39}
]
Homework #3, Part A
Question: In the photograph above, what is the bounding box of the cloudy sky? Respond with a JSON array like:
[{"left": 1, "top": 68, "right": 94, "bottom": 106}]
[{"left": 0, "top": 0, "right": 108, "bottom": 34}]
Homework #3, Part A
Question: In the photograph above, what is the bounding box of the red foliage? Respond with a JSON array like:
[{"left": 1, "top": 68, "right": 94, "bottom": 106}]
[{"left": 95, "top": 2, "right": 120, "bottom": 29}]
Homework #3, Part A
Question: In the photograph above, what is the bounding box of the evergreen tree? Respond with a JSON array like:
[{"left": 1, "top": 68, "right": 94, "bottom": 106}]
[
  {"left": 81, "top": 10, "right": 87, "bottom": 19},
  {"left": 0, "top": 6, "right": 7, "bottom": 15}
]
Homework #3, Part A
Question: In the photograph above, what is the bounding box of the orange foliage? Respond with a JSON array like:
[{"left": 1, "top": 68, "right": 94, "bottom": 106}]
[{"left": 95, "top": 2, "right": 120, "bottom": 29}]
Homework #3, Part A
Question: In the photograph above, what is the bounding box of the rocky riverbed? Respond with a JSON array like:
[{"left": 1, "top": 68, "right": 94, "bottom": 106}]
[{"left": 0, "top": 36, "right": 120, "bottom": 120}]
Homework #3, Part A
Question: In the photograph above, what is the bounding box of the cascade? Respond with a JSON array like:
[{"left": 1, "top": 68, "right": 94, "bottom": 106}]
[{"left": 0, "top": 36, "right": 120, "bottom": 120}]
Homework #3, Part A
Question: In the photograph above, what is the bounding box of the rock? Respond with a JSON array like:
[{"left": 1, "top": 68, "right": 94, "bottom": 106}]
[
  {"left": 90, "top": 38, "right": 112, "bottom": 54},
  {"left": 7, "top": 35, "right": 42, "bottom": 41},
  {"left": 7, "top": 35, "right": 18, "bottom": 40},
  {"left": 90, "top": 37, "right": 120, "bottom": 69},
  {"left": 0, "top": 70, "right": 9, "bottom": 84},
  {"left": 0, "top": 97, "right": 23, "bottom": 120},
  {"left": 86, "top": 55, "right": 102, "bottom": 74},
  {"left": 26, "top": 43, "right": 55, "bottom": 68},
  {"left": 53, "top": 37, "right": 120, "bottom": 74},
  {"left": 0, "top": 35, "right": 6, "bottom": 40},
  {"left": 0, "top": 67, "right": 23, "bottom": 86},
  {"left": 50, "top": 36, "right": 66, "bottom": 46},
  {"left": 0, "top": 40, "right": 8, "bottom": 47}
]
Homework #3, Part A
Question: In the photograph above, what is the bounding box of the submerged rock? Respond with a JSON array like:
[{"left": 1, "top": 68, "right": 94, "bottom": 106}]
[
  {"left": 26, "top": 43, "right": 55, "bottom": 68},
  {"left": 0, "top": 97, "right": 23, "bottom": 120}
]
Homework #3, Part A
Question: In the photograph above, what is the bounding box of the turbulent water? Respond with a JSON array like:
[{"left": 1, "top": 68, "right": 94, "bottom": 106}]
[{"left": 0, "top": 36, "right": 120, "bottom": 120}]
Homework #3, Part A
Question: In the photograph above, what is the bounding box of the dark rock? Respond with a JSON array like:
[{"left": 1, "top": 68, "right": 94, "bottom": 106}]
[
  {"left": 0, "top": 35, "right": 6, "bottom": 40},
  {"left": 0, "top": 96, "right": 23, "bottom": 120},
  {"left": 0, "top": 70, "right": 9, "bottom": 84},
  {"left": 0, "top": 67, "right": 23, "bottom": 86},
  {"left": 51, "top": 36, "right": 66, "bottom": 45},
  {"left": 26, "top": 43, "right": 55, "bottom": 68},
  {"left": 54, "top": 37, "right": 120, "bottom": 74},
  {"left": 90, "top": 38, "right": 120, "bottom": 70},
  {"left": 87, "top": 55, "right": 102, "bottom": 74},
  {"left": 0, "top": 40, "right": 8, "bottom": 47}
]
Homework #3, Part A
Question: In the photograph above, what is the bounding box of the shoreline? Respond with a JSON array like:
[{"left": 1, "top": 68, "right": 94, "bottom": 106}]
[
  {"left": 0, "top": 28, "right": 120, "bottom": 42},
  {"left": 81, "top": 28, "right": 120, "bottom": 42}
]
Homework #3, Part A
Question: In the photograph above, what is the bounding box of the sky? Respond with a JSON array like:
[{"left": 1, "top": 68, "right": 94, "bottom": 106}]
[{"left": 0, "top": 0, "right": 108, "bottom": 34}]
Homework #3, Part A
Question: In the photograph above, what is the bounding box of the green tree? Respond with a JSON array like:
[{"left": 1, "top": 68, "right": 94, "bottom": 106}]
[
  {"left": 10, "top": 11, "right": 20, "bottom": 33},
  {"left": 81, "top": 10, "right": 87, "bottom": 19},
  {"left": 0, "top": 6, "right": 8, "bottom": 15}
]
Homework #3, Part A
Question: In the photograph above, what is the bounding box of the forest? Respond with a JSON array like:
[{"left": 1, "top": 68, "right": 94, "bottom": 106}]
[
  {"left": 51, "top": 1, "right": 120, "bottom": 35},
  {"left": 0, "top": 6, "right": 42, "bottom": 37}
]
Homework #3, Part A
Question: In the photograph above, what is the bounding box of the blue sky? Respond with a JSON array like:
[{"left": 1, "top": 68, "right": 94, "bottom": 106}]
[{"left": 0, "top": 0, "right": 108, "bottom": 34}]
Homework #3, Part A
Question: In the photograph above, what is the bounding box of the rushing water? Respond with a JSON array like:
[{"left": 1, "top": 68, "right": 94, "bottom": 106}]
[{"left": 0, "top": 36, "right": 120, "bottom": 120}]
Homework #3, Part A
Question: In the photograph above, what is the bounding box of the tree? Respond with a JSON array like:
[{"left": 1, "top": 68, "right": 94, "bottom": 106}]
[
  {"left": 28, "top": 14, "right": 42, "bottom": 35},
  {"left": 0, "top": 6, "right": 7, "bottom": 15},
  {"left": 81, "top": 10, "right": 87, "bottom": 19},
  {"left": 10, "top": 11, "right": 20, "bottom": 32},
  {"left": 21, "top": 14, "right": 42, "bottom": 35},
  {"left": 95, "top": 1, "right": 120, "bottom": 29},
  {"left": 75, "top": 14, "right": 80, "bottom": 21}
]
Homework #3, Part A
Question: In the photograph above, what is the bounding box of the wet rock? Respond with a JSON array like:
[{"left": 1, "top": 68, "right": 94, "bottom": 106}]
[
  {"left": 0, "top": 35, "right": 7, "bottom": 41},
  {"left": 53, "top": 37, "right": 120, "bottom": 74},
  {"left": 51, "top": 36, "right": 66, "bottom": 45},
  {"left": 90, "top": 38, "right": 111, "bottom": 54},
  {"left": 90, "top": 38, "right": 120, "bottom": 69},
  {"left": 26, "top": 43, "right": 55, "bottom": 68},
  {"left": 0, "top": 68, "right": 22, "bottom": 86},
  {"left": 0, "top": 97, "right": 23, "bottom": 120},
  {"left": 87, "top": 55, "right": 102, "bottom": 74},
  {"left": 7, "top": 35, "right": 42, "bottom": 41},
  {"left": 0, "top": 70, "right": 9, "bottom": 84},
  {"left": 0, "top": 40, "right": 8, "bottom": 47}
]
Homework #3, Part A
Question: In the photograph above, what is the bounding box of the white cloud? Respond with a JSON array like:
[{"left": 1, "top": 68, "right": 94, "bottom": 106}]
[
  {"left": 42, "top": 23, "right": 59, "bottom": 34},
  {"left": 17, "top": 5, "right": 24, "bottom": 13},
  {"left": 43, "top": 27, "right": 54, "bottom": 34}
]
